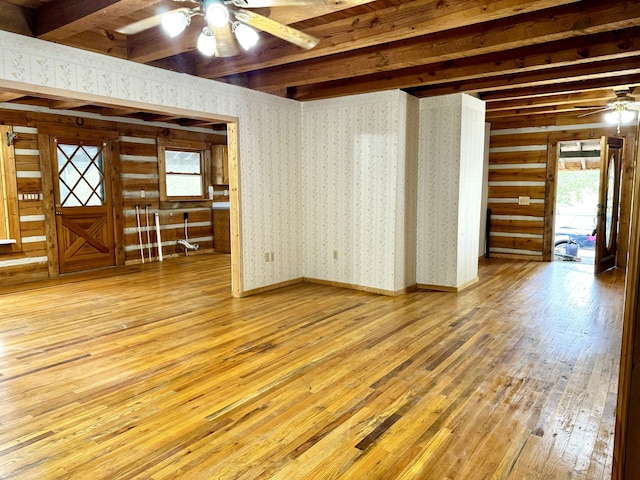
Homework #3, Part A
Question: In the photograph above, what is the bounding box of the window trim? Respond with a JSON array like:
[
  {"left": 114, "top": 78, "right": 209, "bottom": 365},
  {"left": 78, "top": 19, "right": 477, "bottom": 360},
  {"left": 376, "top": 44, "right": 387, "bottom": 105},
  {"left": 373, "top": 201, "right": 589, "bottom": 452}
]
[
  {"left": 0, "top": 126, "right": 21, "bottom": 253},
  {"left": 158, "top": 138, "right": 211, "bottom": 202}
]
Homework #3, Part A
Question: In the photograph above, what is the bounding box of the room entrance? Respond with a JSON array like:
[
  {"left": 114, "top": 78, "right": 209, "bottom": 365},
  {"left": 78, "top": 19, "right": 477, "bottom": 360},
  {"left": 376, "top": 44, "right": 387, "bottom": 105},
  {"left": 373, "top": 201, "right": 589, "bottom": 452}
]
[
  {"left": 553, "top": 137, "right": 623, "bottom": 274},
  {"left": 553, "top": 139, "right": 600, "bottom": 266}
]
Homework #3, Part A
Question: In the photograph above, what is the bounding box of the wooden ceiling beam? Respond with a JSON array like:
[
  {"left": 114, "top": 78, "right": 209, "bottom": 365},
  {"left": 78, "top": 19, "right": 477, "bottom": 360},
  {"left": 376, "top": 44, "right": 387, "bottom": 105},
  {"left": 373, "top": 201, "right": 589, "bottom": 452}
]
[
  {"left": 263, "top": 0, "right": 377, "bottom": 26},
  {"left": 54, "top": 30, "right": 128, "bottom": 58},
  {"left": 0, "top": 0, "right": 33, "bottom": 36},
  {"left": 127, "top": 25, "right": 198, "bottom": 64},
  {"left": 290, "top": 49, "right": 640, "bottom": 102},
  {"left": 0, "top": 0, "right": 638, "bottom": 128},
  {"left": 177, "top": 119, "right": 217, "bottom": 127},
  {"left": 148, "top": 52, "right": 199, "bottom": 76},
  {"left": 252, "top": 23, "right": 640, "bottom": 96},
  {"left": 100, "top": 107, "right": 140, "bottom": 117},
  {"left": 148, "top": 114, "right": 183, "bottom": 122},
  {"left": 189, "top": 0, "right": 580, "bottom": 78},
  {"left": 34, "top": 0, "right": 163, "bottom": 41},
  {"left": 480, "top": 78, "right": 640, "bottom": 102},
  {"left": 48, "top": 100, "right": 91, "bottom": 110},
  {"left": 485, "top": 104, "right": 605, "bottom": 118},
  {"left": 407, "top": 57, "right": 640, "bottom": 98},
  {"left": 485, "top": 90, "right": 616, "bottom": 112},
  {"left": 487, "top": 110, "right": 618, "bottom": 130},
  {"left": 0, "top": 91, "right": 26, "bottom": 103}
]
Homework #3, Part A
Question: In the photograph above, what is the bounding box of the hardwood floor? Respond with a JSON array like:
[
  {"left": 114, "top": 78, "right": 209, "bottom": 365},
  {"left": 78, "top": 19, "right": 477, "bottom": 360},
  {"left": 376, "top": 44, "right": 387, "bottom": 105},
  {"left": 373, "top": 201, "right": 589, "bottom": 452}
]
[{"left": 0, "top": 255, "right": 625, "bottom": 479}]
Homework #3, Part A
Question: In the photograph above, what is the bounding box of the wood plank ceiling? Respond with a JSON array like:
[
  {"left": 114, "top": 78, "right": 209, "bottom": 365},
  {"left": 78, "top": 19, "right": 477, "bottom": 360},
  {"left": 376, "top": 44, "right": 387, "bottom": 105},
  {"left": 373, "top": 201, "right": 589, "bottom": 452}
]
[{"left": 1, "top": 0, "right": 640, "bottom": 129}]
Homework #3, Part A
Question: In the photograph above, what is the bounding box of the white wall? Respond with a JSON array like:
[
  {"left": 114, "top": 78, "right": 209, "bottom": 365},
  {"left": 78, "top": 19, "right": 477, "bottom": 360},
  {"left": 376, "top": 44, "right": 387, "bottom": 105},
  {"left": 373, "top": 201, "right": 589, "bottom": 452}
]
[
  {"left": 301, "top": 90, "right": 418, "bottom": 293},
  {"left": 457, "top": 95, "right": 487, "bottom": 284},
  {"left": 0, "top": 31, "right": 302, "bottom": 292},
  {"left": 416, "top": 94, "right": 486, "bottom": 288}
]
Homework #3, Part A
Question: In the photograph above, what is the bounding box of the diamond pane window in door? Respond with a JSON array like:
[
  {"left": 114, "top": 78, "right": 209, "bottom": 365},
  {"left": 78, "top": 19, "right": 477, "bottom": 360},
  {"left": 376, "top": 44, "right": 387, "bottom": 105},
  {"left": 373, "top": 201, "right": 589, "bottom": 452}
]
[{"left": 57, "top": 143, "right": 105, "bottom": 207}]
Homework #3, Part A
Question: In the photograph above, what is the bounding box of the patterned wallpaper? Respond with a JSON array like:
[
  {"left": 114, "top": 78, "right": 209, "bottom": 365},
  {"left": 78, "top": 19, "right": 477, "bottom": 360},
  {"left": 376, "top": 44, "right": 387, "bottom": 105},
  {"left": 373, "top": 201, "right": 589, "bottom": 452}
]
[
  {"left": 394, "top": 94, "right": 419, "bottom": 291},
  {"left": 0, "top": 32, "right": 487, "bottom": 294},
  {"left": 0, "top": 31, "right": 302, "bottom": 292},
  {"left": 301, "top": 90, "right": 418, "bottom": 293},
  {"left": 457, "top": 95, "right": 487, "bottom": 283},
  {"left": 417, "top": 94, "right": 486, "bottom": 288},
  {"left": 240, "top": 100, "right": 303, "bottom": 287}
]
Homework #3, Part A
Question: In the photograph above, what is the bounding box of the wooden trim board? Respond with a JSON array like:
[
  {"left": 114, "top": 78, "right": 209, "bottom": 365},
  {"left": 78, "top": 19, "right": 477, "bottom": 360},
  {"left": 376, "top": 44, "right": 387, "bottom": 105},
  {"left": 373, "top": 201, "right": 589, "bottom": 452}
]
[{"left": 417, "top": 277, "right": 479, "bottom": 293}]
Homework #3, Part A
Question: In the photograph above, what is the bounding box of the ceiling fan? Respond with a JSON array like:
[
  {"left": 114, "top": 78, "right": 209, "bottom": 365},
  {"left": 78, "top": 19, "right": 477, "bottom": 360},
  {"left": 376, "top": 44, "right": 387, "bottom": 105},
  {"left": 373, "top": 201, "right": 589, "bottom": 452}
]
[
  {"left": 116, "top": 0, "right": 324, "bottom": 58},
  {"left": 577, "top": 88, "right": 640, "bottom": 133}
]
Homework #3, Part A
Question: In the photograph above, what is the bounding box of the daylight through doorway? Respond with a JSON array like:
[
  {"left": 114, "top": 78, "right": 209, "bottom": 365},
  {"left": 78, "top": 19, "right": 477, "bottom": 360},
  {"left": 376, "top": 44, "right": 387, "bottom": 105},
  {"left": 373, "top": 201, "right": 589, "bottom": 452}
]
[{"left": 553, "top": 140, "right": 600, "bottom": 266}]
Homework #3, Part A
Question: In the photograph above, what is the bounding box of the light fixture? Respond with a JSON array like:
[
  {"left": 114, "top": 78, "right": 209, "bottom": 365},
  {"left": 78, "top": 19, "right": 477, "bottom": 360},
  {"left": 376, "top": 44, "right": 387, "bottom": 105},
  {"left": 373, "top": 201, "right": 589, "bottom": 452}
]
[
  {"left": 606, "top": 107, "right": 635, "bottom": 124},
  {"left": 161, "top": 11, "right": 190, "bottom": 38},
  {"left": 605, "top": 110, "right": 618, "bottom": 124},
  {"left": 605, "top": 105, "right": 636, "bottom": 134},
  {"left": 232, "top": 22, "right": 259, "bottom": 51},
  {"left": 197, "top": 27, "right": 217, "bottom": 56},
  {"left": 205, "top": 0, "right": 229, "bottom": 28},
  {"left": 159, "top": 0, "right": 268, "bottom": 56},
  {"left": 621, "top": 108, "right": 635, "bottom": 123}
]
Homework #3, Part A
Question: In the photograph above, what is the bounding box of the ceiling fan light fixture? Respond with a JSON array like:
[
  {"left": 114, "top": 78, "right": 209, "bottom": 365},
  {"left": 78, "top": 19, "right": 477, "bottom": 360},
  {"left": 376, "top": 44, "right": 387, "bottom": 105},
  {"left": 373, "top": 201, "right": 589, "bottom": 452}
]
[
  {"left": 605, "top": 110, "right": 618, "bottom": 124},
  {"left": 197, "top": 27, "right": 218, "bottom": 56},
  {"left": 161, "top": 11, "right": 190, "bottom": 38},
  {"left": 621, "top": 108, "right": 635, "bottom": 123},
  {"left": 606, "top": 108, "right": 635, "bottom": 124},
  {"left": 232, "top": 22, "right": 259, "bottom": 51},
  {"left": 205, "top": 1, "right": 229, "bottom": 28}
]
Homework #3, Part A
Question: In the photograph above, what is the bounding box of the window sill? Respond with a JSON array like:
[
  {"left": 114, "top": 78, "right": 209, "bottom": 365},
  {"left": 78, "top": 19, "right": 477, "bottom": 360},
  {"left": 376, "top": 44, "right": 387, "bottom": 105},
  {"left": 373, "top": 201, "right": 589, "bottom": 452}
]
[{"left": 159, "top": 200, "right": 212, "bottom": 210}]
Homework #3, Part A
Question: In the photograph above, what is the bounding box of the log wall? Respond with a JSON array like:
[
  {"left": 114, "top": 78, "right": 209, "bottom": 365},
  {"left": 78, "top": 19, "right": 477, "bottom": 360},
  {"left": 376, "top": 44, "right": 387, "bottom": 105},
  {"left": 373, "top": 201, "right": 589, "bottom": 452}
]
[
  {"left": 0, "top": 107, "right": 225, "bottom": 284},
  {"left": 488, "top": 113, "right": 636, "bottom": 265}
]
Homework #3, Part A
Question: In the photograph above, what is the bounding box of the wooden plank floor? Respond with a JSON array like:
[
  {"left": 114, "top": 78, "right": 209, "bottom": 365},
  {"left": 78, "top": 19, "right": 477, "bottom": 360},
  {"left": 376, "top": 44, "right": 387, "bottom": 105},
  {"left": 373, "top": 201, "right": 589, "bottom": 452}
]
[{"left": 0, "top": 255, "right": 625, "bottom": 479}]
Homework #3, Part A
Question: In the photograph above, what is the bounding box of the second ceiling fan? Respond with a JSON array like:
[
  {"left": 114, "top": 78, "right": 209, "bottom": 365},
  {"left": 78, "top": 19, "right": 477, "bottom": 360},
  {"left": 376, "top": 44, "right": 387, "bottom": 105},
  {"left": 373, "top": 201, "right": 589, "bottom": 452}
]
[
  {"left": 577, "top": 88, "right": 640, "bottom": 133},
  {"left": 117, "top": 0, "right": 324, "bottom": 58}
]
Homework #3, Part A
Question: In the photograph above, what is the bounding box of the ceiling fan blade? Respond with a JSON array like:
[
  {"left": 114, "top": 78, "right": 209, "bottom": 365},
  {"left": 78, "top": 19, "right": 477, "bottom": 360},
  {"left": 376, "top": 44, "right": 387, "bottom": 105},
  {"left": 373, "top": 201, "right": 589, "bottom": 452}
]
[
  {"left": 115, "top": 8, "right": 190, "bottom": 35},
  {"left": 577, "top": 108, "right": 611, "bottom": 118},
  {"left": 232, "top": 0, "right": 328, "bottom": 6},
  {"left": 115, "top": 14, "right": 165, "bottom": 35},
  {"left": 213, "top": 24, "right": 241, "bottom": 57},
  {"left": 234, "top": 9, "right": 319, "bottom": 49}
]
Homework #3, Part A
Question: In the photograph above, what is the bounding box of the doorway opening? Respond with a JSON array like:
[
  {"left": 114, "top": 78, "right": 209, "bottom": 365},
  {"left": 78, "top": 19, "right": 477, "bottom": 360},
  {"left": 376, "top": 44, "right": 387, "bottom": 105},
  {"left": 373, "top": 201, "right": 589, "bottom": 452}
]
[{"left": 553, "top": 140, "right": 600, "bottom": 266}]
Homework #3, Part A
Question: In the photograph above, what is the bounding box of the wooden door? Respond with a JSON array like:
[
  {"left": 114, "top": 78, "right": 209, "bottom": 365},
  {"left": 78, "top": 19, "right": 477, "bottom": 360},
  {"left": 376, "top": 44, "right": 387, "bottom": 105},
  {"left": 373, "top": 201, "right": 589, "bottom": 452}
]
[
  {"left": 52, "top": 138, "right": 115, "bottom": 274},
  {"left": 595, "top": 136, "right": 623, "bottom": 274}
]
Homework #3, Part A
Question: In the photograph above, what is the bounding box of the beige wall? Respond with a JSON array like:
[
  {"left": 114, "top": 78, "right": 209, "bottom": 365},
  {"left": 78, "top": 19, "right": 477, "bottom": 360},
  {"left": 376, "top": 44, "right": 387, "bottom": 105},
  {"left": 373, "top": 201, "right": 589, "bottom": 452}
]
[
  {"left": 0, "top": 30, "right": 303, "bottom": 293},
  {"left": 417, "top": 94, "right": 486, "bottom": 288},
  {"left": 301, "top": 90, "right": 419, "bottom": 294},
  {"left": 0, "top": 32, "right": 489, "bottom": 294}
]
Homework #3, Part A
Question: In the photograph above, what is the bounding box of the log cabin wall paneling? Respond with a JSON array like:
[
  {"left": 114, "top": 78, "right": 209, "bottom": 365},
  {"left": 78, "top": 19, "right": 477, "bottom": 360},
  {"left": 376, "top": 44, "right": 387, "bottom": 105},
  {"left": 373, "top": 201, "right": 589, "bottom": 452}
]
[
  {"left": 0, "top": 125, "right": 48, "bottom": 282},
  {"left": 0, "top": 108, "right": 226, "bottom": 284},
  {"left": 488, "top": 113, "right": 636, "bottom": 266},
  {"left": 119, "top": 135, "right": 215, "bottom": 263}
]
